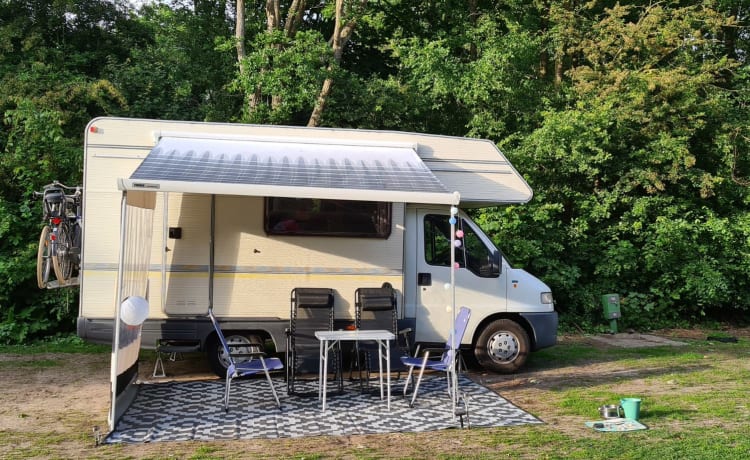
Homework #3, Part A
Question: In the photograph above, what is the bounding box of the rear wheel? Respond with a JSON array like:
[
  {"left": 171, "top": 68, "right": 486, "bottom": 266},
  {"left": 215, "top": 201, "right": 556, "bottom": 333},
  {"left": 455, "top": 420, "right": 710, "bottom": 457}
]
[
  {"left": 52, "top": 224, "right": 74, "bottom": 284},
  {"left": 474, "top": 319, "right": 530, "bottom": 373},
  {"left": 206, "top": 333, "right": 262, "bottom": 378},
  {"left": 37, "top": 226, "right": 52, "bottom": 289}
]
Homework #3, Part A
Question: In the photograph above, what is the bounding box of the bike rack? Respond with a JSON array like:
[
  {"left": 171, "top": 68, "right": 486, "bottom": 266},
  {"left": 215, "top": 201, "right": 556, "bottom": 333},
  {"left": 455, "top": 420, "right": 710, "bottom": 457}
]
[{"left": 45, "top": 277, "right": 80, "bottom": 289}]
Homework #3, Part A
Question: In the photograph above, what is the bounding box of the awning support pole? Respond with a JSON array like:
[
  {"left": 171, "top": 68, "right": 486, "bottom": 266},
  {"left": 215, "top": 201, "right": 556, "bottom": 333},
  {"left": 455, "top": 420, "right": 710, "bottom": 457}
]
[
  {"left": 449, "top": 205, "right": 458, "bottom": 420},
  {"left": 209, "top": 194, "right": 215, "bottom": 312}
]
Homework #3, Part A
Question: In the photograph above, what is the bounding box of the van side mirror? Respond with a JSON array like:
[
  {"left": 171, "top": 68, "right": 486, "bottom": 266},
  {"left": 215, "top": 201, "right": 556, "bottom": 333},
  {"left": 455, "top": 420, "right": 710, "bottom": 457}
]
[{"left": 479, "top": 250, "right": 501, "bottom": 278}]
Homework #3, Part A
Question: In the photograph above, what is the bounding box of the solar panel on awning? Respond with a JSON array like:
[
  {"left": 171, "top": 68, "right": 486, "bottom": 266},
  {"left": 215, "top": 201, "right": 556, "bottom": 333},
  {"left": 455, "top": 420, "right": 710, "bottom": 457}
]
[{"left": 118, "top": 137, "right": 460, "bottom": 205}]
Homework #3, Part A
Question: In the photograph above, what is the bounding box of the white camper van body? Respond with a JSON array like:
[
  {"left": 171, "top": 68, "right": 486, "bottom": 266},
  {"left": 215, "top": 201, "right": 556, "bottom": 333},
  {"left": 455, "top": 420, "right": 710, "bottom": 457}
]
[{"left": 79, "top": 117, "right": 557, "bottom": 382}]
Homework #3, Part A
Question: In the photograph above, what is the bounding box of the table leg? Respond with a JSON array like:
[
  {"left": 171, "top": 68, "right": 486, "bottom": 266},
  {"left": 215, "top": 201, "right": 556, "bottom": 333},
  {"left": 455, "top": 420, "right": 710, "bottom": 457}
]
[
  {"left": 318, "top": 339, "right": 324, "bottom": 402},
  {"left": 377, "top": 340, "right": 384, "bottom": 401},
  {"left": 386, "top": 340, "right": 391, "bottom": 411},
  {"left": 322, "top": 340, "right": 329, "bottom": 411}
]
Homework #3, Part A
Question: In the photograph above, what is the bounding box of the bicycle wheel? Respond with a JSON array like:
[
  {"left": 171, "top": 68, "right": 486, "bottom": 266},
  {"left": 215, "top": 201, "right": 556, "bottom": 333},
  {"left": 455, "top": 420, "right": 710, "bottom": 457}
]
[
  {"left": 37, "top": 226, "right": 52, "bottom": 289},
  {"left": 52, "top": 224, "right": 74, "bottom": 284}
]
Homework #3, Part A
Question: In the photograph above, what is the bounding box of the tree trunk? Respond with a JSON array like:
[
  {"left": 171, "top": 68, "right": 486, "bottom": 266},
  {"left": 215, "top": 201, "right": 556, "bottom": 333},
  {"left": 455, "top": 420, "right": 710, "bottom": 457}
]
[
  {"left": 308, "top": 0, "right": 366, "bottom": 127},
  {"left": 285, "top": 0, "right": 306, "bottom": 38},
  {"left": 554, "top": 53, "right": 563, "bottom": 87},
  {"left": 468, "top": 0, "right": 478, "bottom": 60},
  {"left": 538, "top": 1, "right": 549, "bottom": 78},
  {"left": 235, "top": 0, "right": 255, "bottom": 111}
]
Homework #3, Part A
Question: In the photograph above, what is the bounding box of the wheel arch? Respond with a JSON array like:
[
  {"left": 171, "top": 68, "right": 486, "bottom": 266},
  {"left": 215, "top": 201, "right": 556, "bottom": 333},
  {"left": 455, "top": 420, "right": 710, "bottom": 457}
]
[
  {"left": 204, "top": 328, "right": 276, "bottom": 352},
  {"left": 469, "top": 312, "right": 536, "bottom": 350}
]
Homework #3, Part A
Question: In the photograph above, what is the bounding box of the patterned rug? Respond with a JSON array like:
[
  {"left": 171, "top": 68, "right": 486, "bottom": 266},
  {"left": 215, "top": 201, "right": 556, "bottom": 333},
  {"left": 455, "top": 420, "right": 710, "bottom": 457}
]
[{"left": 105, "top": 374, "right": 541, "bottom": 443}]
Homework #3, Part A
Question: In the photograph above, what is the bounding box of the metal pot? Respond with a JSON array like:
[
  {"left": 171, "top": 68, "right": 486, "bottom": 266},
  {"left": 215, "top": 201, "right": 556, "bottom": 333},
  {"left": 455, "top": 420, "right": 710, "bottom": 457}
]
[{"left": 598, "top": 404, "right": 623, "bottom": 419}]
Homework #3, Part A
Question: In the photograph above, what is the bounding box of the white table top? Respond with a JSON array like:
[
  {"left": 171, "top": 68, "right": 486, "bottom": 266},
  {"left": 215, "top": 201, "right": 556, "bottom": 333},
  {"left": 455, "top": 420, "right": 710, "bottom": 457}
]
[{"left": 315, "top": 329, "right": 395, "bottom": 341}]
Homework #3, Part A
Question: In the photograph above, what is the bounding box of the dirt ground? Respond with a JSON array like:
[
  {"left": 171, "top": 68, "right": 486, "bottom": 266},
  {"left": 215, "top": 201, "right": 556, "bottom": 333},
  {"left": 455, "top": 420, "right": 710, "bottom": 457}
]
[{"left": 1, "top": 327, "right": 747, "bottom": 459}]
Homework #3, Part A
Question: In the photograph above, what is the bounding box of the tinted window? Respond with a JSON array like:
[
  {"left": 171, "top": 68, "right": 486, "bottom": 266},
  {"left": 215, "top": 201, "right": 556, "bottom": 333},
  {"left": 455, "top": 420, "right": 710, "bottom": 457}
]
[
  {"left": 265, "top": 198, "right": 391, "bottom": 238},
  {"left": 424, "top": 214, "right": 463, "bottom": 267}
]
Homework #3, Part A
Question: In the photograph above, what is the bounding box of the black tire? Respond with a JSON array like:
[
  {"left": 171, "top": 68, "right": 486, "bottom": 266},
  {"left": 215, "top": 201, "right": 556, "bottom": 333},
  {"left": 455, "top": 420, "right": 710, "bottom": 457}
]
[
  {"left": 52, "top": 224, "right": 74, "bottom": 284},
  {"left": 474, "top": 319, "right": 530, "bottom": 373},
  {"left": 37, "top": 226, "right": 52, "bottom": 289},
  {"left": 206, "top": 333, "right": 262, "bottom": 378}
]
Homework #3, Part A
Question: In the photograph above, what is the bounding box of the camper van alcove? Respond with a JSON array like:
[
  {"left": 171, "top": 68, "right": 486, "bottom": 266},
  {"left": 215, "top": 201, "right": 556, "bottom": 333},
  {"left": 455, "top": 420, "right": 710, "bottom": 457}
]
[{"left": 79, "top": 118, "right": 557, "bottom": 396}]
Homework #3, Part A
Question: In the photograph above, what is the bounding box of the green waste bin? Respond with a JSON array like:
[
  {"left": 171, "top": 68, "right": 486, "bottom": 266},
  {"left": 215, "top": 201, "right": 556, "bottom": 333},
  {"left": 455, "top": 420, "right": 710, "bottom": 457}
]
[{"left": 601, "top": 294, "right": 620, "bottom": 333}]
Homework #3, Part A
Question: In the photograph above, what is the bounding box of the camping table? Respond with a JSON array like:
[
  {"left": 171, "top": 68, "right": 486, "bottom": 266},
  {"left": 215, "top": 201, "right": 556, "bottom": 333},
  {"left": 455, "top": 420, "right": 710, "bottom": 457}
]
[{"left": 315, "top": 329, "right": 395, "bottom": 412}]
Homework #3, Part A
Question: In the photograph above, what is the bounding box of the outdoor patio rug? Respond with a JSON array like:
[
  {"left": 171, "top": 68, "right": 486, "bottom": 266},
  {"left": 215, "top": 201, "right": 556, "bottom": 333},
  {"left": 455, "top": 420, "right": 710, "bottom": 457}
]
[{"left": 105, "top": 375, "right": 542, "bottom": 443}]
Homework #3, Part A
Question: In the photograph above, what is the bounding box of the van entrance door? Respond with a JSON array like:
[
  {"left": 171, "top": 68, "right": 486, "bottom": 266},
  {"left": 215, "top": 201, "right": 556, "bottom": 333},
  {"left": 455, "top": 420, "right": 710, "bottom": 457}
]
[{"left": 414, "top": 209, "right": 505, "bottom": 344}]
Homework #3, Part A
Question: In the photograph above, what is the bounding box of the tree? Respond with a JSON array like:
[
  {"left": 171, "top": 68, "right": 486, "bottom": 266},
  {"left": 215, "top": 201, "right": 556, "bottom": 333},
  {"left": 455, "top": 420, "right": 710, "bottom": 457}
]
[
  {"left": 308, "top": 0, "right": 368, "bottom": 127},
  {"left": 105, "top": 0, "right": 239, "bottom": 121},
  {"left": 497, "top": 1, "right": 749, "bottom": 328},
  {"left": 233, "top": 0, "right": 372, "bottom": 125}
]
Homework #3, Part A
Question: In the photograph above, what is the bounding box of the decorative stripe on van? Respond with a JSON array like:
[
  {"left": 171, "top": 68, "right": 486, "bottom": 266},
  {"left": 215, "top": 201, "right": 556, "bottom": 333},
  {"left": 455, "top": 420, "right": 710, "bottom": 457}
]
[{"left": 82, "top": 263, "right": 402, "bottom": 276}]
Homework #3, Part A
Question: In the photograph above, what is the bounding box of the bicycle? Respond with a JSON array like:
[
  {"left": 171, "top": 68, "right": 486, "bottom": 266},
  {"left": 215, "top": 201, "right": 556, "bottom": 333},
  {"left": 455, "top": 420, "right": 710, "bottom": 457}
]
[{"left": 35, "top": 182, "right": 83, "bottom": 288}]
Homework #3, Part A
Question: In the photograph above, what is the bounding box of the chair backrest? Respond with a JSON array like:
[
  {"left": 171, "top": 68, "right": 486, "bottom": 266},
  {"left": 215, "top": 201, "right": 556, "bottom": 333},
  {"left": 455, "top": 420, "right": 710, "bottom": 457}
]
[
  {"left": 355, "top": 286, "right": 397, "bottom": 334},
  {"left": 290, "top": 288, "right": 334, "bottom": 332},
  {"left": 441, "top": 306, "right": 471, "bottom": 367},
  {"left": 208, "top": 308, "right": 235, "bottom": 367}
]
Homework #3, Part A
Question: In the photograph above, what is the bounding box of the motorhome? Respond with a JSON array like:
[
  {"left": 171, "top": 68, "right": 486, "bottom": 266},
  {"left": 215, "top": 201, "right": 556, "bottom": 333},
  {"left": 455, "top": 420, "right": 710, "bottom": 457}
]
[{"left": 79, "top": 117, "right": 557, "bottom": 390}]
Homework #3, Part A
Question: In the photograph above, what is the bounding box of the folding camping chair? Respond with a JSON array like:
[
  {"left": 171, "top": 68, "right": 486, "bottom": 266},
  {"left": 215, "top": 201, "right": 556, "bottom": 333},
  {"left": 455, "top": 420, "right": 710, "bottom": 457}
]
[
  {"left": 207, "top": 308, "right": 284, "bottom": 411},
  {"left": 353, "top": 284, "right": 411, "bottom": 388},
  {"left": 401, "top": 306, "right": 471, "bottom": 408},
  {"left": 286, "top": 287, "right": 342, "bottom": 395},
  {"left": 152, "top": 339, "right": 201, "bottom": 378}
]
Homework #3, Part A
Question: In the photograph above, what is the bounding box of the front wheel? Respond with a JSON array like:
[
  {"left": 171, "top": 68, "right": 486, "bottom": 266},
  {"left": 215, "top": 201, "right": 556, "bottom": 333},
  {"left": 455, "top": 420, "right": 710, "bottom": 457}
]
[
  {"left": 474, "top": 319, "right": 530, "bottom": 373},
  {"left": 37, "top": 226, "right": 52, "bottom": 289},
  {"left": 52, "top": 224, "right": 74, "bottom": 284}
]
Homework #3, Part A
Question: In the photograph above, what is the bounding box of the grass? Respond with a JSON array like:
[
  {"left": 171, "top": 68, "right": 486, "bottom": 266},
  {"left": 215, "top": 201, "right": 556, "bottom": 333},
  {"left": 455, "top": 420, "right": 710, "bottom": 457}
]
[
  {"left": 1, "top": 332, "right": 749, "bottom": 459},
  {"left": 0, "top": 335, "right": 109, "bottom": 354}
]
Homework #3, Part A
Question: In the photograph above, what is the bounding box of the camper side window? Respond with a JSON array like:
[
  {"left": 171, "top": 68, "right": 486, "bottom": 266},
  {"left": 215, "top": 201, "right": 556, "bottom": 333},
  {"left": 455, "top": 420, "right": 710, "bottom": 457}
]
[
  {"left": 264, "top": 198, "right": 391, "bottom": 238},
  {"left": 424, "top": 214, "right": 465, "bottom": 267},
  {"left": 424, "top": 215, "right": 496, "bottom": 277}
]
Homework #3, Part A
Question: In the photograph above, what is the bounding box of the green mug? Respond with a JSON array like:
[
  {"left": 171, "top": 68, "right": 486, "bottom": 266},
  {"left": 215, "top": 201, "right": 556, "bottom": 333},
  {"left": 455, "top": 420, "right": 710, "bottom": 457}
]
[{"left": 620, "top": 398, "right": 642, "bottom": 420}]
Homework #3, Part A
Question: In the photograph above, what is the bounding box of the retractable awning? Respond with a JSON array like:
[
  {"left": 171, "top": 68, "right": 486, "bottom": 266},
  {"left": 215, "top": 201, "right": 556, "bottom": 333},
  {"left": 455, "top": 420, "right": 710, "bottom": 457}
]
[{"left": 118, "top": 137, "right": 460, "bottom": 205}]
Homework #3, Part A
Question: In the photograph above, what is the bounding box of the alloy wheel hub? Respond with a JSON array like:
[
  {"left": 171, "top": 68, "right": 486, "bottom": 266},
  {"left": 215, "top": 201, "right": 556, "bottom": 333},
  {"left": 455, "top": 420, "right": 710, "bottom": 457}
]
[{"left": 488, "top": 332, "right": 519, "bottom": 362}]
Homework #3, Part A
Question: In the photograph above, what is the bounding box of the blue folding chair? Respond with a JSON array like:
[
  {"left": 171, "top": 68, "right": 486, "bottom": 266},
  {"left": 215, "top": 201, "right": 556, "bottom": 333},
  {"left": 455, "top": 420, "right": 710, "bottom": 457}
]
[
  {"left": 208, "top": 308, "right": 284, "bottom": 411},
  {"left": 401, "top": 306, "right": 471, "bottom": 407}
]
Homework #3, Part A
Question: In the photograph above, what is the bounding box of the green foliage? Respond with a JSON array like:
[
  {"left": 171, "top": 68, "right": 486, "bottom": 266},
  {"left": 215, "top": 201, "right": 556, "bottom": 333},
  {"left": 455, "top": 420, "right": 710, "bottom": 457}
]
[
  {"left": 0, "top": 333, "right": 108, "bottom": 354},
  {"left": 0, "top": 100, "right": 86, "bottom": 344},
  {"left": 488, "top": 1, "right": 750, "bottom": 329},
  {"left": 104, "top": 2, "right": 240, "bottom": 121},
  {"left": 235, "top": 29, "right": 332, "bottom": 124},
  {"left": 0, "top": 0, "right": 129, "bottom": 344}
]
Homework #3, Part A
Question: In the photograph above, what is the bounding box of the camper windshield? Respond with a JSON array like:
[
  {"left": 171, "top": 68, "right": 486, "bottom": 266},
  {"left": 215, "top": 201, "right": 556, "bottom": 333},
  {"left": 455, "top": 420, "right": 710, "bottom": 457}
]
[{"left": 264, "top": 197, "right": 391, "bottom": 238}]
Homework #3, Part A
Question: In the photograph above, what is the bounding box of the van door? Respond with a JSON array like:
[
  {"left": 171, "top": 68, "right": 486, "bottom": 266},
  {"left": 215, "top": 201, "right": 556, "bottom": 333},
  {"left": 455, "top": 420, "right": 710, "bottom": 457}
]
[{"left": 414, "top": 209, "right": 506, "bottom": 344}]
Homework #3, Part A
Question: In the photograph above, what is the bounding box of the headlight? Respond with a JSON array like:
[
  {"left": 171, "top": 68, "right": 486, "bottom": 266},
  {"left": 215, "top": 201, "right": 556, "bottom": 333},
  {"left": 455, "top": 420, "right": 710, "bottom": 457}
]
[{"left": 540, "top": 292, "right": 554, "bottom": 304}]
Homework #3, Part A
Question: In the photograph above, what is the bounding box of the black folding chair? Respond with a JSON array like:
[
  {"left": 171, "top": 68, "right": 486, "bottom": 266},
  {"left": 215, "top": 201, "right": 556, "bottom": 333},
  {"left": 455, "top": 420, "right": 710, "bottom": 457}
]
[
  {"left": 354, "top": 284, "right": 410, "bottom": 388},
  {"left": 286, "top": 287, "right": 342, "bottom": 395}
]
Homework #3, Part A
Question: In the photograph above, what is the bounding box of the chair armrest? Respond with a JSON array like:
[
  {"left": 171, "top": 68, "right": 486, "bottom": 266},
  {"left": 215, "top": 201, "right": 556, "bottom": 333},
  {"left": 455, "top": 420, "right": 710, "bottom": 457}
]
[
  {"left": 405, "top": 345, "right": 442, "bottom": 360},
  {"left": 229, "top": 339, "right": 265, "bottom": 359},
  {"left": 397, "top": 327, "right": 413, "bottom": 351},
  {"left": 418, "top": 347, "right": 446, "bottom": 356}
]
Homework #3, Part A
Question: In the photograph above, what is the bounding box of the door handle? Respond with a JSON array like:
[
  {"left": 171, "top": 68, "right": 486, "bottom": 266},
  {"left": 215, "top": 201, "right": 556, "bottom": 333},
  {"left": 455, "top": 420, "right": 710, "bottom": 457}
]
[{"left": 417, "top": 273, "right": 431, "bottom": 286}]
